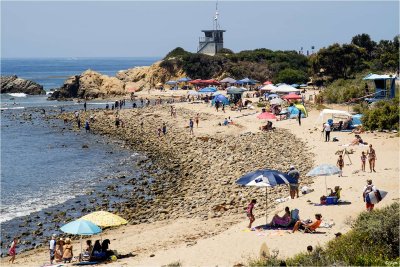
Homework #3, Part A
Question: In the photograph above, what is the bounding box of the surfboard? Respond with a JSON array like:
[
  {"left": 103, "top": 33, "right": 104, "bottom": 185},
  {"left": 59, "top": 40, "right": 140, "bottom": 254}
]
[{"left": 366, "top": 190, "right": 387, "bottom": 204}]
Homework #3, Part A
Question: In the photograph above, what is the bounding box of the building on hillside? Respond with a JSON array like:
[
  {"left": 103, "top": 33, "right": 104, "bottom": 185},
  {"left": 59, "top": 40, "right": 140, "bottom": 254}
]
[{"left": 197, "top": 2, "right": 226, "bottom": 56}]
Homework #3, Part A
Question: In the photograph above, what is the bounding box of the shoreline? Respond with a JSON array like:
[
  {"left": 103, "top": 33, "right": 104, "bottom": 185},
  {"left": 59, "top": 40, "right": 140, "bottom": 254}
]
[{"left": 2, "top": 98, "right": 398, "bottom": 266}]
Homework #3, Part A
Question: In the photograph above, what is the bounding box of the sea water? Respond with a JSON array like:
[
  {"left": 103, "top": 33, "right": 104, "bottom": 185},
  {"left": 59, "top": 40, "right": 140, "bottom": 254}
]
[{"left": 0, "top": 58, "right": 158, "bottom": 224}]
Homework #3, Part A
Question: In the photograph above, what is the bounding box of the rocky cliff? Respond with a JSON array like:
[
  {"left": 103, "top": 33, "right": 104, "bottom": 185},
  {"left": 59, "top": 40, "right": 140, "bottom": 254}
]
[
  {"left": 1, "top": 75, "right": 45, "bottom": 95},
  {"left": 51, "top": 61, "right": 187, "bottom": 100},
  {"left": 49, "top": 70, "right": 126, "bottom": 100}
]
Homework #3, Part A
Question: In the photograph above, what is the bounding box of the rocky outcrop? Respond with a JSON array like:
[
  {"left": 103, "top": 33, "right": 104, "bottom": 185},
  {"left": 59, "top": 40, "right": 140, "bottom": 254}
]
[
  {"left": 49, "top": 70, "right": 125, "bottom": 100},
  {"left": 1, "top": 75, "right": 45, "bottom": 95},
  {"left": 116, "top": 61, "right": 187, "bottom": 90}
]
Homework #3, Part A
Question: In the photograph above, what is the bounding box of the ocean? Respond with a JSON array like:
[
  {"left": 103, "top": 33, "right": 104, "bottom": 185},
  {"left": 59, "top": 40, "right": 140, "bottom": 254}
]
[
  {"left": 1, "top": 57, "right": 159, "bottom": 90},
  {"left": 0, "top": 58, "right": 157, "bottom": 251}
]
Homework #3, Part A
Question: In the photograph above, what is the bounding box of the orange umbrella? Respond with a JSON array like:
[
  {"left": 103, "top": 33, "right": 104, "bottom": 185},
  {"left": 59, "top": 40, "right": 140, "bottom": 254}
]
[
  {"left": 257, "top": 112, "right": 276, "bottom": 120},
  {"left": 263, "top": 81, "right": 273, "bottom": 85}
]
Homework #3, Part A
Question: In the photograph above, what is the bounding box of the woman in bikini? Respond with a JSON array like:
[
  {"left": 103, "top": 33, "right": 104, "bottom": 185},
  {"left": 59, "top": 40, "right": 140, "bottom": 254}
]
[{"left": 367, "top": 144, "right": 377, "bottom": 172}]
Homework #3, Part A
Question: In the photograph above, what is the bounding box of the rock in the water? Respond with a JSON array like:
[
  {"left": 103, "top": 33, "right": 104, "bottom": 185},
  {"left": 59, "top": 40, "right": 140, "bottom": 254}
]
[{"left": 1, "top": 75, "right": 45, "bottom": 95}]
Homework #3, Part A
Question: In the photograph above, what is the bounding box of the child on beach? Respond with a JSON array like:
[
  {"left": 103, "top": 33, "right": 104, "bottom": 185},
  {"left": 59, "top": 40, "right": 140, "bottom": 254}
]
[
  {"left": 246, "top": 199, "right": 257, "bottom": 229},
  {"left": 195, "top": 113, "right": 200, "bottom": 128},
  {"left": 189, "top": 118, "right": 194, "bottom": 135},
  {"left": 157, "top": 128, "right": 162, "bottom": 137},
  {"left": 337, "top": 155, "right": 344, "bottom": 177},
  {"left": 361, "top": 151, "right": 367, "bottom": 172},
  {"left": 8, "top": 238, "right": 18, "bottom": 264}
]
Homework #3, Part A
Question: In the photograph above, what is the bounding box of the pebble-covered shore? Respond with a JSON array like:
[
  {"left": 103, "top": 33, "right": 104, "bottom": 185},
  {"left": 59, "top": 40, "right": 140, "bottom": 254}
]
[{"left": 59, "top": 104, "right": 315, "bottom": 224}]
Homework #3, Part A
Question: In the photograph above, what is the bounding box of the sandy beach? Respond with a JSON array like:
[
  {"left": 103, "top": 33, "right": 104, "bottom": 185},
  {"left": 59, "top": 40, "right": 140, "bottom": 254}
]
[{"left": 2, "top": 90, "right": 399, "bottom": 266}]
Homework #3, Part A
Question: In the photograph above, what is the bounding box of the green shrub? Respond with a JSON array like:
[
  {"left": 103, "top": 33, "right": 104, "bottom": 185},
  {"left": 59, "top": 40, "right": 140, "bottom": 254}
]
[
  {"left": 249, "top": 202, "right": 400, "bottom": 266},
  {"left": 321, "top": 76, "right": 366, "bottom": 103},
  {"left": 362, "top": 99, "right": 399, "bottom": 130},
  {"left": 275, "top": 68, "right": 308, "bottom": 84}
]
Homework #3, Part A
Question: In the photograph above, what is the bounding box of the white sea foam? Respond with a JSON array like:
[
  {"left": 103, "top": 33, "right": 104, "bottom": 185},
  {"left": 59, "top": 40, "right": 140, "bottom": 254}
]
[
  {"left": 8, "top": 93, "right": 27, "bottom": 97},
  {"left": 0, "top": 107, "right": 25, "bottom": 110},
  {"left": 0, "top": 194, "right": 76, "bottom": 223}
]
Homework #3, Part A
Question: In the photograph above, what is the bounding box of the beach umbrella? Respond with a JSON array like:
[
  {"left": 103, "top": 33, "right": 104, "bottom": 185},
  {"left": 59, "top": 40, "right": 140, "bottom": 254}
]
[
  {"left": 212, "top": 94, "right": 230, "bottom": 105},
  {"left": 60, "top": 219, "right": 102, "bottom": 235},
  {"left": 270, "top": 98, "right": 284, "bottom": 105},
  {"left": 299, "top": 84, "right": 307, "bottom": 88},
  {"left": 60, "top": 219, "right": 102, "bottom": 255},
  {"left": 282, "top": 94, "right": 302, "bottom": 100},
  {"left": 306, "top": 164, "right": 341, "bottom": 194},
  {"left": 257, "top": 112, "right": 276, "bottom": 120},
  {"left": 291, "top": 84, "right": 300, "bottom": 88},
  {"left": 236, "top": 169, "right": 297, "bottom": 225},
  {"left": 263, "top": 81, "right": 273, "bottom": 85},
  {"left": 80, "top": 211, "right": 127, "bottom": 228},
  {"left": 165, "top": 80, "right": 177, "bottom": 85},
  {"left": 188, "top": 90, "right": 199, "bottom": 96},
  {"left": 212, "top": 91, "right": 223, "bottom": 96},
  {"left": 220, "top": 77, "right": 237, "bottom": 84},
  {"left": 198, "top": 87, "right": 217, "bottom": 93},
  {"left": 227, "top": 87, "right": 246, "bottom": 95},
  {"left": 178, "top": 77, "right": 192, "bottom": 82}
]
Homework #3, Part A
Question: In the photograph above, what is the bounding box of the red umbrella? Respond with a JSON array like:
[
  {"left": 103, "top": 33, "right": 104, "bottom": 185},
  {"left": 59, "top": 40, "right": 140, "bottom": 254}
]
[
  {"left": 189, "top": 79, "right": 202, "bottom": 84},
  {"left": 263, "top": 81, "right": 273, "bottom": 85},
  {"left": 282, "top": 94, "right": 302, "bottom": 100},
  {"left": 203, "top": 79, "right": 221, "bottom": 85},
  {"left": 257, "top": 112, "right": 276, "bottom": 120}
]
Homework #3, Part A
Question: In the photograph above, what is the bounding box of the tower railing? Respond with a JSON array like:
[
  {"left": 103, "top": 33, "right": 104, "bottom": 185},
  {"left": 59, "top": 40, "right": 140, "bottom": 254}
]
[{"left": 199, "top": 37, "right": 215, "bottom": 43}]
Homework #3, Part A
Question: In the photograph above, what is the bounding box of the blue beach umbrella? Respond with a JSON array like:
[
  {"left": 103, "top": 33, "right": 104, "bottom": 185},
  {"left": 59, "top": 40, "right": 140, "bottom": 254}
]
[
  {"left": 178, "top": 77, "right": 192, "bottom": 82},
  {"left": 60, "top": 219, "right": 102, "bottom": 235},
  {"left": 212, "top": 94, "right": 229, "bottom": 105},
  {"left": 236, "top": 169, "right": 297, "bottom": 225},
  {"left": 306, "top": 164, "right": 341, "bottom": 194},
  {"left": 165, "top": 80, "right": 177, "bottom": 85},
  {"left": 60, "top": 219, "right": 102, "bottom": 255},
  {"left": 198, "top": 87, "right": 217, "bottom": 93}
]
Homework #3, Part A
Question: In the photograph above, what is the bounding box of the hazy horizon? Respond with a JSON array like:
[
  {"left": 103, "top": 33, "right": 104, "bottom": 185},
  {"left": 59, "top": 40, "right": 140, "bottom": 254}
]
[{"left": 2, "top": 1, "right": 399, "bottom": 58}]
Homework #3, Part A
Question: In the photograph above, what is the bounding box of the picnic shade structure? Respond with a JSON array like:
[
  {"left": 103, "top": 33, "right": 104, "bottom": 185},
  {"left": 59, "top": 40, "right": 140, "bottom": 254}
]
[
  {"left": 198, "top": 87, "right": 217, "bottom": 93},
  {"left": 257, "top": 112, "right": 277, "bottom": 120},
  {"left": 260, "top": 84, "right": 277, "bottom": 92},
  {"left": 226, "top": 86, "right": 246, "bottom": 95},
  {"left": 236, "top": 169, "right": 297, "bottom": 225},
  {"left": 291, "top": 84, "right": 300, "bottom": 88},
  {"left": 220, "top": 77, "right": 237, "bottom": 84},
  {"left": 271, "top": 84, "right": 301, "bottom": 93},
  {"left": 60, "top": 219, "right": 102, "bottom": 255},
  {"left": 306, "top": 164, "right": 341, "bottom": 194},
  {"left": 80, "top": 211, "right": 128, "bottom": 228}
]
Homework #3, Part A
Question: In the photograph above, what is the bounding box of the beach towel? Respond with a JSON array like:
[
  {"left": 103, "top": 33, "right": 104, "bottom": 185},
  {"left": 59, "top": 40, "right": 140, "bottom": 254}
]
[{"left": 72, "top": 262, "right": 99, "bottom": 266}]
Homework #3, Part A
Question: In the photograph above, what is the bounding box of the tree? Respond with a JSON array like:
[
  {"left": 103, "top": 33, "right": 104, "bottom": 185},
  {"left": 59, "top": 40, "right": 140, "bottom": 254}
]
[
  {"left": 351, "top": 33, "right": 377, "bottom": 59},
  {"left": 275, "top": 68, "right": 308, "bottom": 84}
]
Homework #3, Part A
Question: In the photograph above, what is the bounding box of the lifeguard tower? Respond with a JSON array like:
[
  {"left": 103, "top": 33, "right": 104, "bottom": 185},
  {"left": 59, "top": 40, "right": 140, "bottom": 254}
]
[
  {"left": 197, "top": 2, "right": 226, "bottom": 56},
  {"left": 363, "top": 73, "right": 397, "bottom": 103}
]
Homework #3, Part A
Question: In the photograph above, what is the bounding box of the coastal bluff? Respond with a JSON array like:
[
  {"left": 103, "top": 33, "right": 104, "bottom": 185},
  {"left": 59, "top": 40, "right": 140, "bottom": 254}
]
[
  {"left": 1, "top": 75, "right": 45, "bottom": 95},
  {"left": 50, "top": 61, "right": 186, "bottom": 100}
]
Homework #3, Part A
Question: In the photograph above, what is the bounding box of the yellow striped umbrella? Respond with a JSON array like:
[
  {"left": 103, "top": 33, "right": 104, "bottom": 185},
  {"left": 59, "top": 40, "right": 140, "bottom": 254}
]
[{"left": 80, "top": 211, "right": 128, "bottom": 228}]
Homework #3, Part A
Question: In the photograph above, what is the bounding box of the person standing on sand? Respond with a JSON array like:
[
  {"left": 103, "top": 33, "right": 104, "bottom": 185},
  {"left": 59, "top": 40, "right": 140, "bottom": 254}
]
[
  {"left": 189, "top": 118, "right": 194, "bottom": 135},
  {"left": 162, "top": 122, "right": 167, "bottom": 135},
  {"left": 170, "top": 106, "right": 174, "bottom": 117},
  {"left": 49, "top": 234, "right": 56, "bottom": 264},
  {"left": 288, "top": 165, "right": 300, "bottom": 199},
  {"left": 140, "top": 98, "right": 144, "bottom": 107},
  {"left": 361, "top": 151, "right": 367, "bottom": 172},
  {"left": 8, "top": 237, "right": 18, "bottom": 264},
  {"left": 363, "top": 179, "right": 377, "bottom": 211},
  {"left": 367, "top": 144, "right": 377, "bottom": 172},
  {"left": 195, "top": 113, "right": 200, "bottom": 128},
  {"left": 337, "top": 155, "right": 344, "bottom": 177},
  {"left": 246, "top": 199, "right": 256, "bottom": 229},
  {"left": 77, "top": 117, "right": 81, "bottom": 129},
  {"left": 323, "top": 122, "right": 331, "bottom": 142},
  {"left": 298, "top": 109, "right": 302, "bottom": 126},
  {"left": 84, "top": 101, "right": 87, "bottom": 112}
]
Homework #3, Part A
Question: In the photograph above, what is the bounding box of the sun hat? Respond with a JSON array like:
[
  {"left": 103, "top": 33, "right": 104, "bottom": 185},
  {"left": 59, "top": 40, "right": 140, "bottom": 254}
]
[
  {"left": 65, "top": 238, "right": 71, "bottom": 244},
  {"left": 290, "top": 165, "right": 295, "bottom": 169}
]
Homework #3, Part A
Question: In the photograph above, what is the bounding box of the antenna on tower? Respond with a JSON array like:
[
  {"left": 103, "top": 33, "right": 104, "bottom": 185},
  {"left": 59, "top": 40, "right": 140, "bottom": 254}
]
[{"left": 214, "top": 0, "right": 219, "bottom": 31}]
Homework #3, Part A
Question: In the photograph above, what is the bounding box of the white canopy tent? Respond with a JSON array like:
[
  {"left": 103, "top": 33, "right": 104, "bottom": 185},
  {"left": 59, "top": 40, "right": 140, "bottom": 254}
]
[
  {"left": 270, "top": 84, "right": 301, "bottom": 93},
  {"left": 260, "top": 84, "right": 277, "bottom": 91},
  {"left": 315, "top": 109, "right": 352, "bottom": 125}
]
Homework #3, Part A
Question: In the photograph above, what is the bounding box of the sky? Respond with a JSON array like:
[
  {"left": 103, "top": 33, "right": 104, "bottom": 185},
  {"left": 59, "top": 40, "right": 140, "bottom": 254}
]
[{"left": 1, "top": 1, "right": 399, "bottom": 58}]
